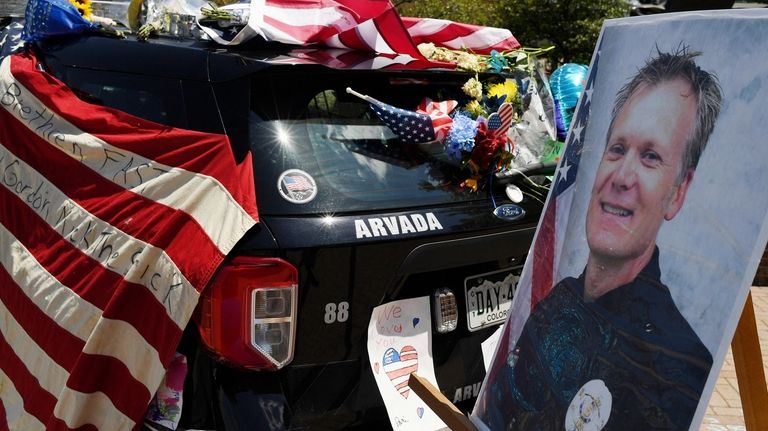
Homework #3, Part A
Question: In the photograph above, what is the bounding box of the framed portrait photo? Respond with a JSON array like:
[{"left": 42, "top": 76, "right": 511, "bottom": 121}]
[{"left": 473, "top": 8, "right": 768, "bottom": 431}]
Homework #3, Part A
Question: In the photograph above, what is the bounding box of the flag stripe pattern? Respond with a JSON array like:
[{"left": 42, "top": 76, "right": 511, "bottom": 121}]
[
  {"left": 529, "top": 51, "right": 597, "bottom": 310},
  {"left": 199, "top": 0, "right": 518, "bottom": 59},
  {"left": 267, "top": 49, "right": 443, "bottom": 70},
  {"left": 416, "top": 98, "right": 458, "bottom": 141},
  {"left": 382, "top": 346, "right": 418, "bottom": 398},
  {"left": 477, "top": 47, "right": 600, "bottom": 404},
  {"left": 0, "top": 53, "right": 259, "bottom": 429},
  {"left": 401, "top": 17, "right": 520, "bottom": 55}
]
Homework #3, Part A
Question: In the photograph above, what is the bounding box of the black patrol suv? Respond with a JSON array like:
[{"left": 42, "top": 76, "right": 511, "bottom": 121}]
[{"left": 1, "top": 15, "right": 551, "bottom": 430}]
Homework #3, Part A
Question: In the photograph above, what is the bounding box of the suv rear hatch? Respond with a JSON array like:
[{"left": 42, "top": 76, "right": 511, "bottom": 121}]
[{"left": 195, "top": 64, "right": 548, "bottom": 429}]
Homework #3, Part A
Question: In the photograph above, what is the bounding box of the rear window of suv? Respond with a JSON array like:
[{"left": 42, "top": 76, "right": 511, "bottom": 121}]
[
  {"left": 248, "top": 69, "right": 504, "bottom": 215},
  {"left": 48, "top": 59, "right": 516, "bottom": 217}
]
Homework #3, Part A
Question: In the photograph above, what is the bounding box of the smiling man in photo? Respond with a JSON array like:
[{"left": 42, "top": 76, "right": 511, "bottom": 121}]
[{"left": 481, "top": 47, "right": 723, "bottom": 430}]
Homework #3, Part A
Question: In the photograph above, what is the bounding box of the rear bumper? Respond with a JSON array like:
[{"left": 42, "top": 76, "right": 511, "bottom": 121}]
[{"left": 180, "top": 323, "right": 496, "bottom": 430}]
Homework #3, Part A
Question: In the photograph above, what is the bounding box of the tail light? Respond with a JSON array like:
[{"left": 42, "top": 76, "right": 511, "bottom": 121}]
[{"left": 195, "top": 257, "right": 298, "bottom": 370}]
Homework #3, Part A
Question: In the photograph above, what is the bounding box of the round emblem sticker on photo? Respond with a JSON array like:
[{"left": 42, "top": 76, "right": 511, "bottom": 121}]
[
  {"left": 277, "top": 169, "right": 317, "bottom": 204},
  {"left": 565, "top": 379, "right": 612, "bottom": 431}
]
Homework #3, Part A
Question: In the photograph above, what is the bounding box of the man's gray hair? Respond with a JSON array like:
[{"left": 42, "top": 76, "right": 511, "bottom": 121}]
[{"left": 607, "top": 46, "right": 723, "bottom": 184}]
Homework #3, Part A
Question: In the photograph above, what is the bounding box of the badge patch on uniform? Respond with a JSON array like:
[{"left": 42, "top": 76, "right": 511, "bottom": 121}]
[
  {"left": 277, "top": 169, "right": 317, "bottom": 204},
  {"left": 565, "top": 379, "right": 612, "bottom": 431}
]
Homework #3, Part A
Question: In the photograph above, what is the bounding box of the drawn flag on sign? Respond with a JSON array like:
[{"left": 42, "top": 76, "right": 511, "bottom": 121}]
[
  {"left": 382, "top": 345, "right": 419, "bottom": 399},
  {"left": 0, "top": 52, "right": 258, "bottom": 429}
]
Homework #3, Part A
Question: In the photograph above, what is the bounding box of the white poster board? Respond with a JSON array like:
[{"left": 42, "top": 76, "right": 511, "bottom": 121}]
[
  {"left": 367, "top": 296, "right": 447, "bottom": 430},
  {"left": 473, "top": 8, "right": 768, "bottom": 431}
]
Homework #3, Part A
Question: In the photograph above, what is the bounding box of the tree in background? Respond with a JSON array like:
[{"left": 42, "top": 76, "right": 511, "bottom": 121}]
[
  {"left": 395, "top": 0, "right": 630, "bottom": 68},
  {"left": 395, "top": 0, "right": 507, "bottom": 28},
  {"left": 499, "top": 0, "right": 629, "bottom": 65}
]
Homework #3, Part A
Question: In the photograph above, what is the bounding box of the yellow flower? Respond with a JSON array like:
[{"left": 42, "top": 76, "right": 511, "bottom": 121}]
[
  {"left": 69, "top": 0, "right": 92, "bottom": 20},
  {"left": 486, "top": 79, "right": 518, "bottom": 103},
  {"left": 464, "top": 100, "right": 488, "bottom": 118}
]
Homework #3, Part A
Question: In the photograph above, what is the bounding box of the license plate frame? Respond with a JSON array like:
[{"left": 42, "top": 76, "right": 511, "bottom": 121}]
[{"left": 464, "top": 267, "right": 521, "bottom": 332}]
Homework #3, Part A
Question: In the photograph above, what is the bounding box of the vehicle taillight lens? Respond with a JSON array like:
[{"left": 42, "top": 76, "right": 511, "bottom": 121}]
[{"left": 196, "top": 257, "right": 297, "bottom": 370}]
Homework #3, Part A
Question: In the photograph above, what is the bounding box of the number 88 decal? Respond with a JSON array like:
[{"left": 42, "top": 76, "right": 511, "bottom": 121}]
[{"left": 324, "top": 301, "right": 349, "bottom": 323}]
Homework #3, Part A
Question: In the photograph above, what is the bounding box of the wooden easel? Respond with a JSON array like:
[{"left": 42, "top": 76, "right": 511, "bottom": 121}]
[
  {"left": 731, "top": 291, "right": 768, "bottom": 430},
  {"left": 409, "top": 290, "right": 768, "bottom": 431}
]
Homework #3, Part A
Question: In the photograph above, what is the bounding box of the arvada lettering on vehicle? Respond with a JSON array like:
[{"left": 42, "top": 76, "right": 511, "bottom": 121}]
[
  {"left": 354, "top": 212, "right": 444, "bottom": 239},
  {"left": 453, "top": 381, "right": 482, "bottom": 403}
]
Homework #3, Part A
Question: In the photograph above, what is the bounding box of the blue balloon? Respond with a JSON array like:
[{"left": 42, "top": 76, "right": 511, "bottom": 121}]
[
  {"left": 23, "top": 0, "right": 98, "bottom": 43},
  {"left": 550, "top": 63, "right": 588, "bottom": 141}
]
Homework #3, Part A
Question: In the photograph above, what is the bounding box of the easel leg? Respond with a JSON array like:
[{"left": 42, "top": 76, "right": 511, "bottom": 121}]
[{"left": 731, "top": 290, "right": 768, "bottom": 431}]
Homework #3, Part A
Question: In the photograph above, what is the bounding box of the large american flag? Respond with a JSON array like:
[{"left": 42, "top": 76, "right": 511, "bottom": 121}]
[
  {"left": 0, "top": 52, "right": 259, "bottom": 429},
  {"left": 401, "top": 17, "right": 520, "bottom": 55},
  {"left": 199, "top": 0, "right": 518, "bottom": 59}
]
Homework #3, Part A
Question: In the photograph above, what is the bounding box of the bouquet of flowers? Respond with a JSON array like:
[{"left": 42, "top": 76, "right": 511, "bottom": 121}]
[{"left": 414, "top": 44, "right": 555, "bottom": 191}]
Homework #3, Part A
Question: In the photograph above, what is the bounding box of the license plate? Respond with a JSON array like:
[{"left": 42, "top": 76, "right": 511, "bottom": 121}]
[{"left": 465, "top": 268, "right": 521, "bottom": 332}]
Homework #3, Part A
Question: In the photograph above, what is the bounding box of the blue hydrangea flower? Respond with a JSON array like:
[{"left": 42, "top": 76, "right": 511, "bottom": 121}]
[{"left": 445, "top": 112, "right": 478, "bottom": 160}]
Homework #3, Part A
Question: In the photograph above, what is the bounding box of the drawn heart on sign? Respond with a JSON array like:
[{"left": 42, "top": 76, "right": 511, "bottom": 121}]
[
  {"left": 486, "top": 102, "right": 514, "bottom": 136},
  {"left": 374, "top": 362, "right": 380, "bottom": 374},
  {"left": 412, "top": 317, "right": 420, "bottom": 328},
  {"left": 382, "top": 345, "right": 419, "bottom": 399},
  {"left": 417, "top": 407, "right": 425, "bottom": 418}
]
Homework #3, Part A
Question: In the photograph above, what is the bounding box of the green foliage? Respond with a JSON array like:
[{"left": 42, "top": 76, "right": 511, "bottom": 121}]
[
  {"left": 498, "top": 0, "right": 630, "bottom": 66},
  {"left": 395, "top": 0, "right": 630, "bottom": 68},
  {"left": 395, "top": 0, "right": 506, "bottom": 28}
]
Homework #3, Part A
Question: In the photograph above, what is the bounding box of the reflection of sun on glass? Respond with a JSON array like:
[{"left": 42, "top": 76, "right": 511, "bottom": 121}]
[
  {"left": 276, "top": 125, "right": 291, "bottom": 145},
  {"left": 320, "top": 214, "right": 337, "bottom": 226}
]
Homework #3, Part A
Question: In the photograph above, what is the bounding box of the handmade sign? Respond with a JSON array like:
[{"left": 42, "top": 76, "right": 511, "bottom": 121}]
[
  {"left": 473, "top": 8, "right": 768, "bottom": 431},
  {"left": 367, "top": 296, "right": 446, "bottom": 431}
]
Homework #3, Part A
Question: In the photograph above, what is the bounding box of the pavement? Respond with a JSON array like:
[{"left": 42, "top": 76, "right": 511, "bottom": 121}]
[{"left": 699, "top": 285, "right": 768, "bottom": 431}]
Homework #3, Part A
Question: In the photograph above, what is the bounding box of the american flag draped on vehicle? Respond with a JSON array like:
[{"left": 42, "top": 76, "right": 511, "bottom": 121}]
[
  {"left": 198, "top": 0, "right": 519, "bottom": 59},
  {"left": 0, "top": 52, "right": 259, "bottom": 429}
]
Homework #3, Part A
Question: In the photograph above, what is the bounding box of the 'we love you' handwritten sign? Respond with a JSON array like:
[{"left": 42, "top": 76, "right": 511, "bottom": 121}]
[{"left": 367, "top": 296, "right": 446, "bottom": 431}]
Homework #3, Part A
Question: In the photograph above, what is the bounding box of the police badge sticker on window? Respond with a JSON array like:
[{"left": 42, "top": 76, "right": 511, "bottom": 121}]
[{"left": 277, "top": 169, "right": 317, "bottom": 204}]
